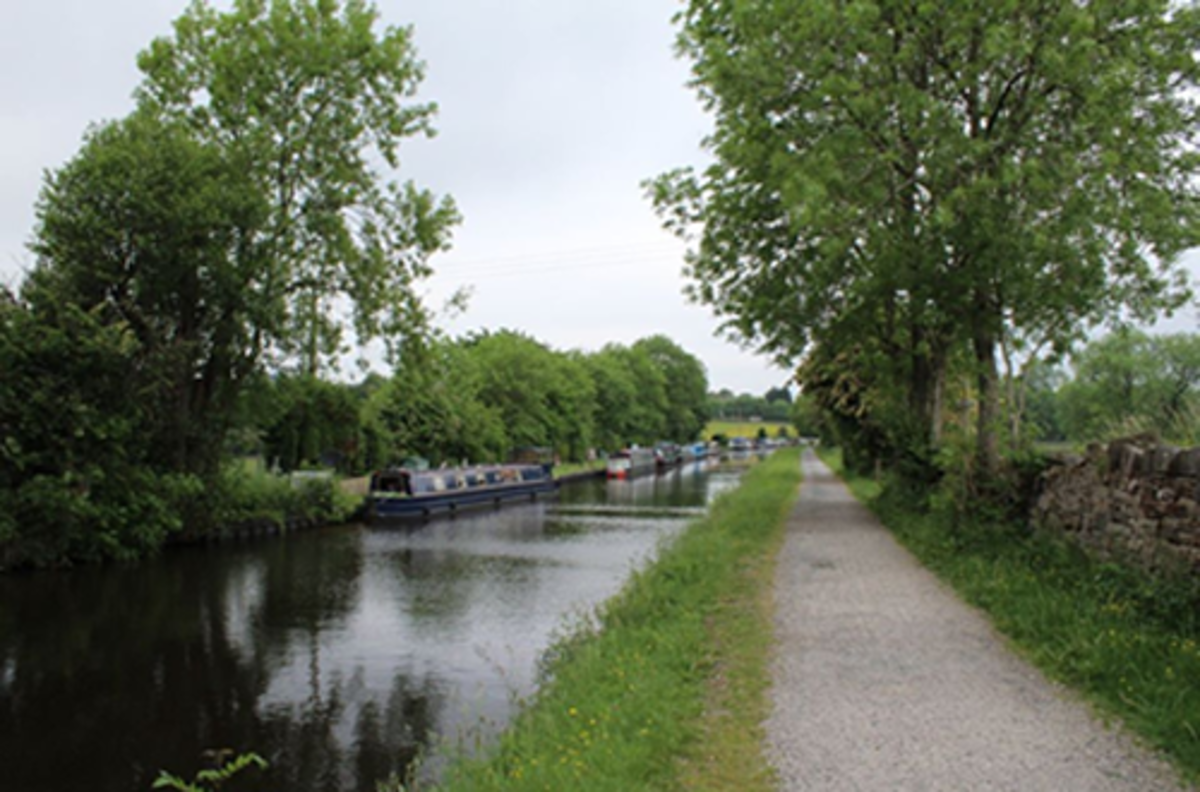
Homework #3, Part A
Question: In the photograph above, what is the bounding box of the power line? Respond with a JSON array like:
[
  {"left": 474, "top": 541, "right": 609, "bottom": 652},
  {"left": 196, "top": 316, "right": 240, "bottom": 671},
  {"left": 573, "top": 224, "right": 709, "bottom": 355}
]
[{"left": 432, "top": 243, "right": 687, "bottom": 281}]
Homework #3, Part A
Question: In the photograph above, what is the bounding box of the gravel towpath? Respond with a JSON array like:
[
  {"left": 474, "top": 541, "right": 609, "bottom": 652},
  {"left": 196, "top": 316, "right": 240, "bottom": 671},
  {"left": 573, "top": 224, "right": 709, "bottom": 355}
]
[{"left": 766, "top": 450, "right": 1189, "bottom": 791}]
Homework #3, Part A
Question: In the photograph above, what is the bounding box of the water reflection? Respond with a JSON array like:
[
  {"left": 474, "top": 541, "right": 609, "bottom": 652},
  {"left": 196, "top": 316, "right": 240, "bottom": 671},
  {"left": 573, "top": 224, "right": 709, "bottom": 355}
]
[{"left": 0, "top": 463, "right": 741, "bottom": 792}]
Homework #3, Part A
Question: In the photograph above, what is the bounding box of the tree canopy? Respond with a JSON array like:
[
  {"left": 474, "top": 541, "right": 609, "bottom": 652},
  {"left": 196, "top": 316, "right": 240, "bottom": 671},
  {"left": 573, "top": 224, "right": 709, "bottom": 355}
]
[
  {"left": 651, "top": 0, "right": 1200, "bottom": 479},
  {"left": 136, "top": 0, "right": 460, "bottom": 373},
  {"left": 4, "top": 0, "right": 457, "bottom": 565}
]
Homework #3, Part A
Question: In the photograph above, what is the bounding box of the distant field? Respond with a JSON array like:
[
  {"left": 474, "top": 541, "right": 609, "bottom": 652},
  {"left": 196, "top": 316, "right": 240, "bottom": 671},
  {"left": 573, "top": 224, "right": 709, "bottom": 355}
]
[{"left": 704, "top": 420, "right": 791, "bottom": 441}]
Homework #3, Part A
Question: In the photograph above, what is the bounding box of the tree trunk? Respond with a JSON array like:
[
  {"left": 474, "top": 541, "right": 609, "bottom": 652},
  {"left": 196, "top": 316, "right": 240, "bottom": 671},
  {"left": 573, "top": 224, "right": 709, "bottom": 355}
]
[
  {"left": 909, "top": 326, "right": 948, "bottom": 451},
  {"left": 972, "top": 320, "right": 1001, "bottom": 481}
]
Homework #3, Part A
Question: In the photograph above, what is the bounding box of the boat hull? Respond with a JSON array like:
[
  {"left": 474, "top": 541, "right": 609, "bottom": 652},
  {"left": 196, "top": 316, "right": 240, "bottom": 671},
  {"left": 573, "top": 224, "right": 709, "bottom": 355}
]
[
  {"left": 606, "top": 452, "right": 657, "bottom": 480},
  {"left": 367, "top": 479, "right": 557, "bottom": 520}
]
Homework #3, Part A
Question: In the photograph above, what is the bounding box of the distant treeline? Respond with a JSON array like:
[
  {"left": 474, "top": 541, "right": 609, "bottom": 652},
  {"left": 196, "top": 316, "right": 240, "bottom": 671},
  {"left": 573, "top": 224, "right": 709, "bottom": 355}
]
[
  {"left": 707, "top": 386, "right": 794, "bottom": 423},
  {"left": 0, "top": 0, "right": 718, "bottom": 570},
  {"left": 255, "top": 331, "right": 712, "bottom": 473},
  {"left": 1016, "top": 329, "right": 1200, "bottom": 447},
  {"left": 0, "top": 312, "right": 709, "bottom": 568}
]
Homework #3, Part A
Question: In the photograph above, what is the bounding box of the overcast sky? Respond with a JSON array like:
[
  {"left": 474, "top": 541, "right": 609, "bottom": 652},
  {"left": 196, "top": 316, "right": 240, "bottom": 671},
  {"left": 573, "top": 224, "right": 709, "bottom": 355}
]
[{"left": 0, "top": 0, "right": 792, "bottom": 394}]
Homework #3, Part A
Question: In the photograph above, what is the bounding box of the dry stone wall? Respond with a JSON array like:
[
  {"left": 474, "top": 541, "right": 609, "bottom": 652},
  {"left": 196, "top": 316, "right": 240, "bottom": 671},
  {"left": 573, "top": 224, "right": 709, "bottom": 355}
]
[{"left": 1033, "top": 436, "right": 1200, "bottom": 576}]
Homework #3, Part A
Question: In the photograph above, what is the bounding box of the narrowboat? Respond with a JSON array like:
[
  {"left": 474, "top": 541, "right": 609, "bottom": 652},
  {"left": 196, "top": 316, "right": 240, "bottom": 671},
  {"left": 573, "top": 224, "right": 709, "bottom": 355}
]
[
  {"left": 654, "top": 442, "right": 682, "bottom": 470},
  {"left": 366, "top": 464, "right": 557, "bottom": 521},
  {"left": 606, "top": 447, "right": 657, "bottom": 479}
]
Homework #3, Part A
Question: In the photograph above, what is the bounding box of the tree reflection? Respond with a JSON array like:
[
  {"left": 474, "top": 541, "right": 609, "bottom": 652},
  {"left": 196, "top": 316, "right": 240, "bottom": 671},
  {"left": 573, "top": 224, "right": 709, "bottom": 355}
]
[
  {"left": 0, "top": 472, "right": 719, "bottom": 792},
  {"left": 0, "top": 530, "right": 441, "bottom": 792}
]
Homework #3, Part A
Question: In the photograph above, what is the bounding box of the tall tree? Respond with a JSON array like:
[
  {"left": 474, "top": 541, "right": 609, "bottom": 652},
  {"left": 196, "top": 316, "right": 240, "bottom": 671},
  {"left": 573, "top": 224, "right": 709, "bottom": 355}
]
[
  {"left": 135, "top": 0, "right": 459, "bottom": 374},
  {"left": 1058, "top": 329, "right": 1200, "bottom": 441},
  {"left": 651, "top": 0, "right": 1200, "bottom": 478},
  {"left": 462, "top": 331, "right": 597, "bottom": 460},
  {"left": 28, "top": 113, "right": 267, "bottom": 479},
  {"left": 632, "top": 335, "right": 710, "bottom": 441},
  {"left": 371, "top": 339, "right": 507, "bottom": 466},
  {"left": 0, "top": 297, "right": 198, "bottom": 566},
  {"left": 583, "top": 346, "right": 642, "bottom": 452}
]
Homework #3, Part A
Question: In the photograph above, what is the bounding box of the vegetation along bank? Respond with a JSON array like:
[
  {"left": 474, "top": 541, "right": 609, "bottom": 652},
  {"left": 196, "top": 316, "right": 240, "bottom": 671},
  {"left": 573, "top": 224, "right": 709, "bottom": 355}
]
[{"left": 427, "top": 448, "right": 801, "bottom": 792}]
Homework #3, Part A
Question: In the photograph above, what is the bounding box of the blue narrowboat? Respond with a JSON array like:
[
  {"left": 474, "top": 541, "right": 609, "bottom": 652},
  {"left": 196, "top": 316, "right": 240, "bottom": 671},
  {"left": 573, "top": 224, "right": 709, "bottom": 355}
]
[{"left": 366, "top": 464, "right": 557, "bottom": 521}]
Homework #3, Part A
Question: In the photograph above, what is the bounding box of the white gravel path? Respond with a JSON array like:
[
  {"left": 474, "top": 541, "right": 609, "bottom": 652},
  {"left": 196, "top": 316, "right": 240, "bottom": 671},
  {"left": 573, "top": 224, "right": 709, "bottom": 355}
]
[{"left": 766, "top": 450, "right": 1190, "bottom": 791}]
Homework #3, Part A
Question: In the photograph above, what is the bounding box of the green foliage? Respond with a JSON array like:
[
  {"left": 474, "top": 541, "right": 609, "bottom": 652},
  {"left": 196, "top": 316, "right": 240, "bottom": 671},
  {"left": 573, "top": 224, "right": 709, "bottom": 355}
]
[
  {"left": 652, "top": 0, "right": 1200, "bottom": 481},
  {"left": 29, "top": 111, "right": 266, "bottom": 480},
  {"left": 3, "top": 0, "right": 456, "bottom": 566},
  {"left": 0, "top": 298, "right": 201, "bottom": 568},
  {"left": 154, "top": 751, "right": 268, "bottom": 792},
  {"left": 209, "top": 464, "right": 355, "bottom": 530},
  {"left": 582, "top": 346, "right": 643, "bottom": 452},
  {"left": 788, "top": 395, "right": 823, "bottom": 438},
  {"left": 136, "top": 0, "right": 459, "bottom": 374},
  {"left": 707, "top": 389, "right": 793, "bottom": 423},
  {"left": 254, "top": 374, "right": 363, "bottom": 472},
  {"left": 632, "top": 335, "right": 710, "bottom": 442},
  {"left": 466, "top": 331, "right": 597, "bottom": 460},
  {"left": 368, "top": 338, "right": 508, "bottom": 467},
  {"left": 1058, "top": 329, "right": 1200, "bottom": 444},
  {"left": 434, "top": 450, "right": 801, "bottom": 791},
  {"left": 364, "top": 332, "right": 710, "bottom": 468}
]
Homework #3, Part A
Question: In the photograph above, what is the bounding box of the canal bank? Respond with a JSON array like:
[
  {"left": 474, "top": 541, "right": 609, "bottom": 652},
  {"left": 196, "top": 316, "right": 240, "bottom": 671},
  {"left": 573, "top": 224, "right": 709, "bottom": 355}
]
[{"left": 432, "top": 448, "right": 802, "bottom": 791}]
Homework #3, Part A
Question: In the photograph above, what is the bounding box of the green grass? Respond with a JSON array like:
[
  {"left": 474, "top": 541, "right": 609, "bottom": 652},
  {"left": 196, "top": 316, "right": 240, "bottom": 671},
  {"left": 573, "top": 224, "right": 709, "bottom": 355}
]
[
  {"left": 819, "top": 447, "right": 1200, "bottom": 785},
  {"left": 553, "top": 460, "right": 606, "bottom": 479},
  {"left": 430, "top": 449, "right": 802, "bottom": 791},
  {"left": 213, "top": 464, "right": 359, "bottom": 529},
  {"left": 704, "top": 420, "right": 790, "bottom": 442}
]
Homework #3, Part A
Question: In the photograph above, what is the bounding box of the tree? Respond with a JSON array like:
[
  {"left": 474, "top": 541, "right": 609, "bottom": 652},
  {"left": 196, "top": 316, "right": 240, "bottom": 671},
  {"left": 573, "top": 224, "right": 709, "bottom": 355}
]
[
  {"left": 582, "top": 346, "right": 642, "bottom": 452},
  {"left": 462, "top": 331, "right": 597, "bottom": 460},
  {"left": 1150, "top": 333, "right": 1200, "bottom": 417},
  {"left": 371, "top": 339, "right": 507, "bottom": 466},
  {"left": 28, "top": 113, "right": 267, "bottom": 480},
  {"left": 1019, "top": 361, "right": 1068, "bottom": 444},
  {"left": 1058, "top": 330, "right": 1200, "bottom": 442},
  {"left": 135, "top": 0, "right": 459, "bottom": 374},
  {"left": 11, "top": 0, "right": 456, "bottom": 556},
  {"left": 258, "top": 375, "right": 362, "bottom": 472},
  {"left": 764, "top": 386, "right": 792, "bottom": 405},
  {"left": 651, "top": 0, "right": 1200, "bottom": 480},
  {"left": 608, "top": 344, "right": 670, "bottom": 446},
  {"left": 632, "top": 335, "right": 710, "bottom": 441},
  {"left": 0, "top": 298, "right": 199, "bottom": 566}
]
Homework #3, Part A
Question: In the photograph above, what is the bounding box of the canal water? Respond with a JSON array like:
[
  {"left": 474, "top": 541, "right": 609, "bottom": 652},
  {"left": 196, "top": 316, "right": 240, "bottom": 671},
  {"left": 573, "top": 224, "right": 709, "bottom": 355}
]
[{"left": 0, "top": 462, "right": 742, "bottom": 792}]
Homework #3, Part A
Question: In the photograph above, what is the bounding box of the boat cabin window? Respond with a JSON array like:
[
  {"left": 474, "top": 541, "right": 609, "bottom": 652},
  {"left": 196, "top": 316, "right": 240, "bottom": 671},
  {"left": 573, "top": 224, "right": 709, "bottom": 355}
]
[
  {"left": 372, "top": 471, "right": 414, "bottom": 496},
  {"left": 412, "top": 475, "right": 439, "bottom": 494}
]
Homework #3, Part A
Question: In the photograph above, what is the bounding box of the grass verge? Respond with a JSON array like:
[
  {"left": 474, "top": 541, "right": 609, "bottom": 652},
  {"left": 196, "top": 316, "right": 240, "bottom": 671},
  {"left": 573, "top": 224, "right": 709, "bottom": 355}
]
[
  {"left": 704, "top": 420, "right": 790, "bottom": 441},
  {"left": 818, "top": 447, "right": 1200, "bottom": 785},
  {"left": 431, "top": 448, "right": 802, "bottom": 791},
  {"left": 553, "top": 460, "right": 607, "bottom": 479}
]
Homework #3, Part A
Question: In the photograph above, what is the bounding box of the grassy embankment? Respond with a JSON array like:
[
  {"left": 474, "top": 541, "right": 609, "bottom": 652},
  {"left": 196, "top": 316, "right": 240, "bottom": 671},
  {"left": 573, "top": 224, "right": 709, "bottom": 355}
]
[
  {"left": 704, "top": 420, "right": 790, "bottom": 442},
  {"left": 553, "top": 460, "right": 607, "bottom": 479},
  {"left": 220, "top": 458, "right": 361, "bottom": 529},
  {"left": 431, "top": 448, "right": 802, "bottom": 792},
  {"left": 819, "top": 447, "right": 1200, "bottom": 784}
]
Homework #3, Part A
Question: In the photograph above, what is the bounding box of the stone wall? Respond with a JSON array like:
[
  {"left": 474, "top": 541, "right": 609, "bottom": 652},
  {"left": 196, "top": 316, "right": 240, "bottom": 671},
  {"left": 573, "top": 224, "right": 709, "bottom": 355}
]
[{"left": 1032, "top": 436, "right": 1200, "bottom": 575}]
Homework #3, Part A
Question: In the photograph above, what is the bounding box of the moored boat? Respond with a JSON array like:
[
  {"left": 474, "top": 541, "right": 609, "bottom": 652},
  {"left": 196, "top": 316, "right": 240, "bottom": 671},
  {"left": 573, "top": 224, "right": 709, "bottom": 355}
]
[
  {"left": 366, "top": 463, "right": 557, "bottom": 521},
  {"left": 606, "top": 447, "right": 657, "bottom": 479},
  {"left": 654, "top": 442, "right": 682, "bottom": 470}
]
